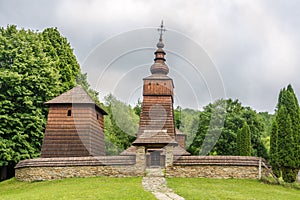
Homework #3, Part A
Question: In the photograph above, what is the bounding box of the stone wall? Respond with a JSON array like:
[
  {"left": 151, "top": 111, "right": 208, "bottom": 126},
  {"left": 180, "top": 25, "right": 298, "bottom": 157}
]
[
  {"left": 166, "top": 156, "right": 269, "bottom": 179},
  {"left": 15, "top": 156, "right": 141, "bottom": 182},
  {"left": 16, "top": 165, "right": 138, "bottom": 182},
  {"left": 15, "top": 155, "right": 271, "bottom": 181},
  {"left": 166, "top": 165, "right": 267, "bottom": 179}
]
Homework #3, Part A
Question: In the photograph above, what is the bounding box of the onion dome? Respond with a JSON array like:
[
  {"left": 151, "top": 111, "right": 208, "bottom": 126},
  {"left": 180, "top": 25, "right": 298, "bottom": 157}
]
[{"left": 150, "top": 21, "right": 169, "bottom": 75}]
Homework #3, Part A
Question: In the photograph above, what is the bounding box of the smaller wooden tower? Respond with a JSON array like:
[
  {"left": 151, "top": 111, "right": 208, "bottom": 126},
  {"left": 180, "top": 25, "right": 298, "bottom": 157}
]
[{"left": 40, "top": 85, "right": 107, "bottom": 158}]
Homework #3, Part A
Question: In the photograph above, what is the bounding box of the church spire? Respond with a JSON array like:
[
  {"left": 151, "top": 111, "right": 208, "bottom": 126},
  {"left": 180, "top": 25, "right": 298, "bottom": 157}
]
[
  {"left": 157, "top": 20, "right": 166, "bottom": 48},
  {"left": 151, "top": 21, "right": 169, "bottom": 75}
]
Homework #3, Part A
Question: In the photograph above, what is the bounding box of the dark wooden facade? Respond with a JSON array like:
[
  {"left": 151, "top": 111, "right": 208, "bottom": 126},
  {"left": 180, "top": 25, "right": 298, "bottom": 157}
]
[
  {"left": 41, "top": 86, "right": 107, "bottom": 158},
  {"left": 134, "top": 55, "right": 177, "bottom": 147},
  {"left": 137, "top": 94, "right": 175, "bottom": 139},
  {"left": 122, "top": 30, "right": 190, "bottom": 165}
]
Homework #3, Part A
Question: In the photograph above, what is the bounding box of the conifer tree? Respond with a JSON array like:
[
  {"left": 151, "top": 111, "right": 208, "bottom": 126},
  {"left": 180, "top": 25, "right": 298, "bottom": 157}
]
[
  {"left": 236, "top": 128, "right": 242, "bottom": 155},
  {"left": 269, "top": 120, "right": 280, "bottom": 177},
  {"left": 271, "top": 84, "right": 300, "bottom": 182},
  {"left": 237, "top": 122, "right": 251, "bottom": 156},
  {"left": 276, "top": 107, "right": 296, "bottom": 182}
]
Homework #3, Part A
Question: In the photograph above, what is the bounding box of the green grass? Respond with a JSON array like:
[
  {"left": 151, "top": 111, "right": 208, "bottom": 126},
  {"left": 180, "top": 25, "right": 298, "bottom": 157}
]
[
  {"left": 1, "top": 177, "right": 299, "bottom": 200},
  {"left": 167, "top": 178, "right": 300, "bottom": 200},
  {"left": 0, "top": 177, "right": 156, "bottom": 200}
]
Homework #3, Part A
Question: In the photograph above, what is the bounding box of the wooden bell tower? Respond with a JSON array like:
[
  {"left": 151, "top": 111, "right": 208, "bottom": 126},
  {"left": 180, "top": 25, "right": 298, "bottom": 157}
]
[
  {"left": 40, "top": 86, "right": 107, "bottom": 158},
  {"left": 121, "top": 22, "right": 190, "bottom": 163},
  {"left": 136, "top": 22, "right": 175, "bottom": 139}
]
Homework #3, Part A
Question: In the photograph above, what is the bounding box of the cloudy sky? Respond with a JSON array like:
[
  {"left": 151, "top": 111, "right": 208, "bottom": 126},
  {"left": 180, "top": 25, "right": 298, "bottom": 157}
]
[{"left": 1, "top": 0, "right": 300, "bottom": 113}]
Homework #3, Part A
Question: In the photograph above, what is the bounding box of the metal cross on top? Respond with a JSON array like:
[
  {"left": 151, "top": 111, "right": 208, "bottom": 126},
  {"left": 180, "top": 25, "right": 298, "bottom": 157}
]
[{"left": 157, "top": 20, "right": 166, "bottom": 37}]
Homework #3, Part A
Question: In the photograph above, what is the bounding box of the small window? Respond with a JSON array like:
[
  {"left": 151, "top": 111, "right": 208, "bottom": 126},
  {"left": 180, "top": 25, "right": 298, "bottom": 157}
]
[
  {"left": 67, "top": 109, "right": 72, "bottom": 116},
  {"left": 97, "top": 114, "right": 99, "bottom": 120}
]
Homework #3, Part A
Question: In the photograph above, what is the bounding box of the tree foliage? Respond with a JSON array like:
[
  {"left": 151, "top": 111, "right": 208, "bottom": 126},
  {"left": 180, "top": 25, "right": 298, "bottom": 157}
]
[
  {"left": 269, "top": 120, "right": 280, "bottom": 177},
  {"left": 41, "top": 28, "right": 80, "bottom": 92},
  {"left": 177, "top": 108, "right": 200, "bottom": 148},
  {"left": 257, "top": 112, "right": 274, "bottom": 153},
  {"left": 103, "top": 94, "right": 138, "bottom": 155},
  {"left": 174, "top": 106, "right": 182, "bottom": 129},
  {"left": 188, "top": 99, "right": 268, "bottom": 158},
  {"left": 270, "top": 85, "right": 300, "bottom": 182},
  {"left": 236, "top": 122, "right": 252, "bottom": 156},
  {"left": 133, "top": 98, "right": 142, "bottom": 117},
  {"left": 0, "top": 25, "right": 89, "bottom": 167}
]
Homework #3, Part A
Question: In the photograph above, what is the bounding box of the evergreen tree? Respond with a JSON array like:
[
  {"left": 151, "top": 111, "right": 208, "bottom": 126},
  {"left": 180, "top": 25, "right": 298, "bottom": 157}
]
[
  {"left": 271, "top": 84, "right": 300, "bottom": 182},
  {"left": 269, "top": 120, "right": 280, "bottom": 177},
  {"left": 236, "top": 127, "right": 242, "bottom": 155},
  {"left": 276, "top": 107, "right": 296, "bottom": 182},
  {"left": 237, "top": 122, "right": 251, "bottom": 156},
  {"left": 286, "top": 85, "right": 300, "bottom": 171}
]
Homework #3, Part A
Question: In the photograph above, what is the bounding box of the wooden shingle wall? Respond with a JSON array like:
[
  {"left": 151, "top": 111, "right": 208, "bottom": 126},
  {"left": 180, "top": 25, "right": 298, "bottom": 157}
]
[
  {"left": 41, "top": 104, "right": 105, "bottom": 157},
  {"left": 137, "top": 95, "right": 175, "bottom": 139}
]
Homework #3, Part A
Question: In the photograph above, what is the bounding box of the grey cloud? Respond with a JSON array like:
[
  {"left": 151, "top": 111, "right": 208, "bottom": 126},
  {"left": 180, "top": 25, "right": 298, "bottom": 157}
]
[{"left": 0, "top": 0, "right": 299, "bottom": 112}]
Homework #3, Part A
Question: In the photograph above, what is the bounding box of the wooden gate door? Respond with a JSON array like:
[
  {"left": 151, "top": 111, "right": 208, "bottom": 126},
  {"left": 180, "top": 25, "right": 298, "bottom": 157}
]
[{"left": 150, "top": 151, "right": 161, "bottom": 166}]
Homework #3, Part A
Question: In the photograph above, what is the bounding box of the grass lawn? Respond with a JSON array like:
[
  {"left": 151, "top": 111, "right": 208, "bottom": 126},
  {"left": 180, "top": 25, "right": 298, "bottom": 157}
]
[
  {"left": 1, "top": 177, "right": 299, "bottom": 200},
  {"left": 0, "top": 177, "right": 156, "bottom": 200},
  {"left": 167, "top": 178, "right": 300, "bottom": 200}
]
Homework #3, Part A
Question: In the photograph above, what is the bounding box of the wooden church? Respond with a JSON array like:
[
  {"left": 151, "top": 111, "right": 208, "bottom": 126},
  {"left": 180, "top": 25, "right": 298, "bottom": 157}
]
[{"left": 40, "top": 85, "right": 107, "bottom": 157}]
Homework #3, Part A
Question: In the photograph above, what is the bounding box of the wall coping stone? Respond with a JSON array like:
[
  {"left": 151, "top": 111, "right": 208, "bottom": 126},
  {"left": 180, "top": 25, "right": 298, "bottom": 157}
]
[
  {"left": 15, "top": 156, "right": 136, "bottom": 168},
  {"left": 173, "top": 156, "right": 268, "bottom": 167}
]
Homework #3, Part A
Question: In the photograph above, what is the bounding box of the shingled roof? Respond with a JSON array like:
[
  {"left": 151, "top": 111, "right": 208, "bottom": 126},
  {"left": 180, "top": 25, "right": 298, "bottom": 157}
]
[
  {"left": 45, "top": 85, "right": 107, "bottom": 114},
  {"left": 133, "top": 130, "right": 178, "bottom": 146}
]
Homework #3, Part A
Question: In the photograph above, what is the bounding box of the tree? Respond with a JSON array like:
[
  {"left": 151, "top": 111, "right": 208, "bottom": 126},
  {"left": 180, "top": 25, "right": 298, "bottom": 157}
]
[
  {"left": 41, "top": 28, "right": 80, "bottom": 92},
  {"left": 258, "top": 112, "right": 274, "bottom": 153},
  {"left": 174, "top": 106, "right": 182, "bottom": 129},
  {"left": 0, "top": 26, "right": 61, "bottom": 168},
  {"left": 103, "top": 94, "right": 138, "bottom": 155},
  {"left": 236, "top": 122, "right": 251, "bottom": 156},
  {"left": 0, "top": 26, "right": 94, "bottom": 176},
  {"left": 133, "top": 98, "right": 142, "bottom": 117},
  {"left": 189, "top": 99, "right": 267, "bottom": 158},
  {"left": 277, "top": 107, "right": 296, "bottom": 182},
  {"left": 269, "top": 120, "right": 280, "bottom": 177},
  {"left": 270, "top": 85, "right": 300, "bottom": 182},
  {"left": 242, "top": 107, "right": 268, "bottom": 159},
  {"left": 178, "top": 108, "right": 200, "bottom": 148},
  {"left": 286, "top": 85, "right": 300, "bottom": 172}
]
